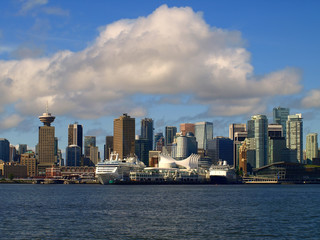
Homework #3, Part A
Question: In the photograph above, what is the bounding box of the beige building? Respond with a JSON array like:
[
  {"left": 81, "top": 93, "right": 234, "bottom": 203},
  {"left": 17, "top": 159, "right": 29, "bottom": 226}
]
[
  {"left": 20, "top": 152, "right": 38, "bottom": 177},
  {"left": 113, "top": 113, "right": 135, "bottom": 159},
  {"left": 90, "top": 146, "right": 99, "bottom": 165}
]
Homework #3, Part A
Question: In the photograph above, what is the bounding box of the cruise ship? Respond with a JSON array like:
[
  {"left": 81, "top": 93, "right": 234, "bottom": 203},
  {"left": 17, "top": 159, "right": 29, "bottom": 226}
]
[
  {"left": 95, "top": 152, "right": 145, "bottom": 184},
  {"left": 209, "top": 161, "right": 237, "bottom": 184}
]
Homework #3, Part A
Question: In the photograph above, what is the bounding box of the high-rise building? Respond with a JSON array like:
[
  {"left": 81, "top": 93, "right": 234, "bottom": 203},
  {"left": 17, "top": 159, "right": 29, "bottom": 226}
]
[
  {"left": 20, "top": 151, "right": 37, "bottom": 177},
  {"left": 154, "top": 133, "right": 164, "bottom": 151},
  {"left": 268, "top": 124, "right": 283, "bottom": 138},
  {"left": 0, "top": 138, "right": 10, "bottom": 162},
  {"left": 104, "top": 136, "right": 113, "bottom": 160},
  {"left": 247, "top": 115, "right": 268, "bottom": 168},
  {"left": 165, "top": 126, "right": 177, "bottom": 146},
  {"left": 273, "top": 107, "right": 290, "bottom": 138},
  {"left": 38, "top": 107, "right": 56, "bottom": 175},
  {"left": 9, "top": 145, "right": 17, "bottom": 162},
  {"left": 180, "top": 123, "right": 195, "bottom": 136},
  {"left": 89, "top": 146, "right": 99, "bottom": 165},
  {"left": 207, "top": 137, "right": 234, "bottom": 166},
  {"left": 84, "top": 136, "right": 96, "bottom": 158},
  {"left": 141, "top": 118, "right": 154, "bottom": 150},
  {"left": 68, "top": 123, "right": 83, "bottom": 155},
  {"left": 286, "top": 114, "right": 303, "bottom": 163},
  {"left": 135, "top": 136, "right": 150, "bottom": 166},
  {"left": 195, "top": 122, "right": 213, "bottom": 151},
  {"left": 306, "top": 133, "right": 318, "bottom": 163},
  {"left": 113, "top": 113, "right": 135, "bottom": 159},
  {"left": 229, "top": 124, "right": 246, "bottom": 140},
  {"left": 229, "top": 123, "right": 247, "bottom": 167},
  {"left": 18, "top": 144, "right": 27, "bottom": 155},
  {"left": 66, "top": 145, "right": 81, "bottom": 166}
]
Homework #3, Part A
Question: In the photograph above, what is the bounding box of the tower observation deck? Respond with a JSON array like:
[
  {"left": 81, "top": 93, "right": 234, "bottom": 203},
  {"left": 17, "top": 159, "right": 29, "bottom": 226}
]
[{"left": 39, "top": 104, "right": 55, "bottom": 126}]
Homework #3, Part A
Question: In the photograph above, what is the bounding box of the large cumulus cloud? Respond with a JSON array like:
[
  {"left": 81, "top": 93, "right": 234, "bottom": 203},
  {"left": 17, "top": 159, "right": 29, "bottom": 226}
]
[{"left": 0, "top": 5, "right": 302, "bottom": 129}]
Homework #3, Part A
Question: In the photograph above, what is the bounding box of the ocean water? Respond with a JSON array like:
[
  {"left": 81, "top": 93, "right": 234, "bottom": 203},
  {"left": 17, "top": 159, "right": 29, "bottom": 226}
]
[{"left": 0, "top": 184, "right": 319, "bottom": 240}]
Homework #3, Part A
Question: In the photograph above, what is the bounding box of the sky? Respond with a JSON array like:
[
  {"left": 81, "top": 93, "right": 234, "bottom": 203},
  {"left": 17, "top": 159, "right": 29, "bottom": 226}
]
[{"left": 0, "top": 0, "right": 320, "bottom": 156}]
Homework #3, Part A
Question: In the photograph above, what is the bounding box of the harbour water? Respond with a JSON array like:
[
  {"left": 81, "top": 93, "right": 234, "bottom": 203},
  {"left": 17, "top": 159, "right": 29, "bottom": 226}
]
[{"left": 0, "top": 184, "right": 319, "bottom": 240}]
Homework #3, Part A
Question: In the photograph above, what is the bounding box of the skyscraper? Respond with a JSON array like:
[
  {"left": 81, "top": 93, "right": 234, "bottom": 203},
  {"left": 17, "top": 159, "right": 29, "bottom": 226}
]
[
  {"left": 286, "top": 114, "right": 303, "bottom": 163},
  {"left": 306, "top": 133, "right": 318, "bottom": 163},
  {"left": 18, "top": 144, "right": 27, "bottom": 155},
  {"left": 68, "top": 123, "right": 83, "bottom": 155},
  {"left": 84, "top": 136, "right": 96, "bottom": 158},
  {"left": 247, "top": 115, "right": 268, "bottom": 168},
  {"left": 194, "top": 122, "right": 213, "bottom": 150},
  {"left": 165, "top": 126, "right": 177, "bottom": 146},
  {"left": 141, "top": 118, "right": 154, "bottom": 150},
  {"left": 66, "top": 145, "right": 81, "bottom": 166},
  {"left": 229, "top": 123, "right": 247, "bottom": 167},
  {"left": 273, "top": 107, "right": 290, "bottom": 138},
  {"left": 207, "top": 137, "right": 234, "bottom": 165},
  {"left": 113, "top": 113, "right": 135, "bottom": 159},
  {"left": 229, "top": 123, "right": 246, "bottom": 140},
  {"left": 180, "top": 123, "right": 195, "bottom": 136},
  {"left": 0, "top": 138, "right": 10, "bottom": 162},
  {"left": 104, "top": 136, "right": 113, "bottom": 160},
  {"left": 38, "top": 107, "right": 56, "bottom": 175}
]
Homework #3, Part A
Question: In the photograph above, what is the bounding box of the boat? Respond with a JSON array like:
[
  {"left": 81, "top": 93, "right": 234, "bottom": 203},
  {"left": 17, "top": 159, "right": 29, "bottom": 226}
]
[
  {"left": 95, "top": 152, "right": 145, "bottom": 184},
  {"left": 209, "top": 161, "right": 237, "bottom": 184}
]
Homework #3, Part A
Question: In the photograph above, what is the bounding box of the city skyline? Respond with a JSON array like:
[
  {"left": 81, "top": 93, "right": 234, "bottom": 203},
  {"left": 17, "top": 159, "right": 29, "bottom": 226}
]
[{"left": 0, "top": 1, "right": 320, "bottom": 152}]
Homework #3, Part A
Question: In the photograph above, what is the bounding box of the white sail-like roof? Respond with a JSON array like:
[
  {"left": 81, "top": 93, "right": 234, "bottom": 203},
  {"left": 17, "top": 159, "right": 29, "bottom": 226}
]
[{"left": 159, "top": 154, "right": 199, "bottom": 169}]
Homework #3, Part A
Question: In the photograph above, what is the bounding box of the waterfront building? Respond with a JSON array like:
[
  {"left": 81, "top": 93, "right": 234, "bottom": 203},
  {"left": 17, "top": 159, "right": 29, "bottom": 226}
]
[
  {"left": 247, "top": 115, "right": 268, "bottom": 168},
  {"left": 104, "top": 136, "right": 113, "bottom": 160},
  {"left": 180, "top": 123, "right": 195, "bottom": 136},
  {"left": 0, "top": 138, "right": 10, "bottom": 162},
  {"left": 286, "top": 114, "right": 303, "bottom": 163},
  {"left": 38, "top": 107, "right": 56, "bottom": 175},
  {"left": 66, "top": 145, "right": 81, "bottom": 167},
  {"left": 207, "top": 137, "right": 234, "bottom": 166},
  {"left": 165, "top": 126, "right": 177, "bottom": 146},
  {"left": 68, "top": 123, "right": 83, "bottom": 155},
  {"left": 306, "top": 133, "right": 318, "bottom": 163},
  {"left": 141, "top": 118, "right": 154, "bottom": 150},
  {"left": 149, "top": 151, "right": 161, "bottom": 167},
  {"left": 0, "top": 162, "right": 27, "bottom": 178},
  {"left": 268, "top": 137, "right": 286, "bottom": 164},
  {"left": 113, "top": 113, "right": 135, "bottom": 159},
  {"left": 84, "top": 136, "right": 96, "bottom": 158},
  {"left": 195, "top": 122, "right": 213, "bottom": 151},
  {"left": 233, "top": 131, "right": 247, "bottom": 167},
  {"left": 273, "top": 107, "right": 290, "bottom": 138},
  {"left": 239, "top": 141, "right": 247, "bottom": 176},
  {"left": 20, "top": 152, "right": 37, "bottom": 177}
]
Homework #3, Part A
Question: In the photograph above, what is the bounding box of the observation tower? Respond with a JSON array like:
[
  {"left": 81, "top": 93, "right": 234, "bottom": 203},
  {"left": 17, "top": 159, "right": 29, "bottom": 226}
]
[{"left": 39, "top": 104, "right": 55, "bottom": 126}]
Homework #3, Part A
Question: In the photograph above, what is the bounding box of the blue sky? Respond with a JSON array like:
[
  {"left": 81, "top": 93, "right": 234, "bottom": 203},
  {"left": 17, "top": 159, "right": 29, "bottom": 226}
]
[{"left": 0, "top": 0, "right": 320, "bottom": 155}]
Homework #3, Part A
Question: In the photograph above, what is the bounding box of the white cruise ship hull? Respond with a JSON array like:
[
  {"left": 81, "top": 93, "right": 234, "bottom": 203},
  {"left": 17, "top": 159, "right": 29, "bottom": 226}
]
[{"left": 97, "top": 172, "right": 121, "bottom": 185}]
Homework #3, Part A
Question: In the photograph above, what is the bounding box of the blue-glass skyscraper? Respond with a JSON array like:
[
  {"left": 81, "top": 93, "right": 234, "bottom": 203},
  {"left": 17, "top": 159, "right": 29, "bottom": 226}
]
[
  {"left": 273, "top": 107, "right": 289, "bottom": 138},
  {"left": 0, "top": 138, "right": 10, "bottom": 162},
  {"left": 66, "top": 145, "right": 81, "bottom": 166},
  {"left": 195, "top": 122, "right": 213, "bottom": 151}
]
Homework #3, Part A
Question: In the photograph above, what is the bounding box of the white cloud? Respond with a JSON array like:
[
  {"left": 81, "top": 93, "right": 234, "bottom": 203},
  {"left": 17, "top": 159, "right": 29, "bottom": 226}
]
[
  {"left": 19, "top": 0, "right": 48, "bottom": 14},
  {"left": 0, "top": 5, "right": 302, "bottom": 128},
  {"left": 0, "top": 114, "right": 24, "bottom": 130},
  {"left": 302, "top": 90, "right": 320, "bottom": 108}
]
